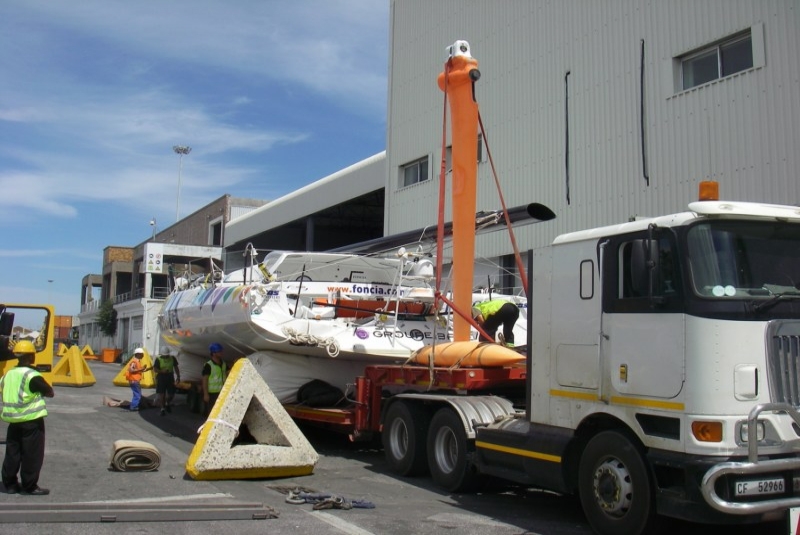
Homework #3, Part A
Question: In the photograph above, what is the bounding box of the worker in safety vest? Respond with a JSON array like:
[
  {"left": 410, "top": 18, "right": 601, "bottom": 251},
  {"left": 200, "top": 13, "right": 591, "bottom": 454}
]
[
  {"left": 202, "top": 342, "right": 228, "bottom": 417},
  {"left": 126, "top": 348, "right": 152, "bottom": 411},
  {"left": 154, "top": 346, "right": 181, "bottom": 416},
  {"left": 1, "top": 340, "right": 54, "bottom": 495},
  {"left": 471, "top": 299, "right": 520, "bottom": 347}
]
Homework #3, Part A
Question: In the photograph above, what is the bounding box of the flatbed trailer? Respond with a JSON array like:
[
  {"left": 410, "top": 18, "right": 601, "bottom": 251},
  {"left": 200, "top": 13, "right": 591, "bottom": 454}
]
[{"left": 283, "top": 362, "right": 527, "bottom": 442}]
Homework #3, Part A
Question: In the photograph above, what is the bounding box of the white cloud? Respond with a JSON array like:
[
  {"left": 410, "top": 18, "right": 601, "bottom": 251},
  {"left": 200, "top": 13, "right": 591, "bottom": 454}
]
[
  {"left": 0, "top": 249, "right": 54, "bottom": 258},
  {"left": 5, "top": 1, "right": 388, "bottom": 115},
  {"left": 0, "top": 2, "right": 386, "bottom": 223}
]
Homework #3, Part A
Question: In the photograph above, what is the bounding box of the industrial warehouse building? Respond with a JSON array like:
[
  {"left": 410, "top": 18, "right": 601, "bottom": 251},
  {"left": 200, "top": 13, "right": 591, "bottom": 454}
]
[
  {"left": 233, "top": 0, "right": 799, "bottom": 288},
  {"left": 383, "top": 0, "right": 798, "bottom": 272},
  {"left": 79, "top": 0, "right": 800, "bottom": 355}
]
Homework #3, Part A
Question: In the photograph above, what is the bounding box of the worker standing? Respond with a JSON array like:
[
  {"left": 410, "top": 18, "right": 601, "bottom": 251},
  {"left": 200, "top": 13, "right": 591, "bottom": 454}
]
[
  {"left": 471, "top": 299, "right": 520, "bottom": 346},
  {"left": 154, "top": 346, "right": 180, "bottom": 416},
  {"left": 1, "top": 340, "right": 54, "bottom": 495},
  {"left": 202, "top": 343, "right": 228, "bottom": 417},
  {"left": 126, "top": 348, "right": 151, "bottom": 412}
]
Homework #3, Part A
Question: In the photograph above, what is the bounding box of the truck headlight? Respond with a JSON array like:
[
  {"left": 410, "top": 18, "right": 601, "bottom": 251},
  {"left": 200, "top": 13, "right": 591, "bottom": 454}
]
[{"left": 739, "top": 421, "right": 766, "bottom": 443}]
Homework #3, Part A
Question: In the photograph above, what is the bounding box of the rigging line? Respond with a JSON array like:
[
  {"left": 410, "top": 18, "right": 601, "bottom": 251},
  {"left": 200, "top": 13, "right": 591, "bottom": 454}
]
[
  {"left": 436, "top": 59, "right": 451, "bottom": 302},
  {"left": 640, "top": 39, "right": 650, "bottom": 186},
  {"left": 292, "top": 264, "right": 306, "bottom": 318},
  {"left": 564, "top": 70, "right": 571, "bottom": 205},
  {"left": 478, "top": 112, "right": 529, "bottom": 297},
  {"left": 435, "top": 291, "right": 493, "bottom": 343}
]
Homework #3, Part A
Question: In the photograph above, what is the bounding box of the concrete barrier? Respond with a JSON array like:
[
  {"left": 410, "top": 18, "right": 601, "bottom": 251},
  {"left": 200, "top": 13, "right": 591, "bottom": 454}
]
[{"left": 185, "top": 358, "right": 319, "bottom": 480}]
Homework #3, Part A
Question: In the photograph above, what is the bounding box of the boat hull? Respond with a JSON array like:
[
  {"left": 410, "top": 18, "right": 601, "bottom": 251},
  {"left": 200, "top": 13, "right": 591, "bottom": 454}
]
[{"left": 159, "top": 283, "right": 527, "bottom": 364}]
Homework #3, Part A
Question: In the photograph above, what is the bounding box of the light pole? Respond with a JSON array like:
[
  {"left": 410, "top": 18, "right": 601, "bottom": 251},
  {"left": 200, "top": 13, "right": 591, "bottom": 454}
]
[
  {"left": 149, "top": 217, "right": 157, "bottom": 240},
  {"left": 48, "top": 279, "right": 53, "bottom": 304},
  {"left": 173, "top": 145, "right": 192, "bottom": 221}
]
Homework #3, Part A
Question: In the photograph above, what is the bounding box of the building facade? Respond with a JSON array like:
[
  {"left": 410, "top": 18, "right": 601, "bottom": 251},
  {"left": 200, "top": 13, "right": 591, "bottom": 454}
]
[
  {"left": 385, "top": 0, "right": 799, "bottom": 291},
  {"left": 77, "top": 195, "right": 265, "bottom": 357}
]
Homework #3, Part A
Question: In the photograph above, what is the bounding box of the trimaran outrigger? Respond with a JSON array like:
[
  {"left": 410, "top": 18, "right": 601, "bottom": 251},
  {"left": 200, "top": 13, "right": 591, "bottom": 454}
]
[{"left": 158, "top": 39, "right": 554, "bottom": 402}]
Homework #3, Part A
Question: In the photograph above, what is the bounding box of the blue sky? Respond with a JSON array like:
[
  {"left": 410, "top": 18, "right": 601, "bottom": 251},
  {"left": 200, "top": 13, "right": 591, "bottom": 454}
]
[{"left": 0, "top": 1, "right": 389, "bottom": 317}]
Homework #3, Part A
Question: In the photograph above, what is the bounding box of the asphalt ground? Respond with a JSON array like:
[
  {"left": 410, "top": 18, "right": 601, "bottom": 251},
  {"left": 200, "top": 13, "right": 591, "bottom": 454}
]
[{"left": 0, "top": 360, "right": 788, "bottom": 535}]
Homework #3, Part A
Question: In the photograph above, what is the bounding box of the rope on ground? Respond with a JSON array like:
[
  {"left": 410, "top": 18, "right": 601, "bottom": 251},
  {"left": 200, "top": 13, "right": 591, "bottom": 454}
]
[
  {"left": 109, "top": 440, "right": 161, "bottom": 472},
  {"left": 286, "top": 489, "right": 375, "bottom": 510}
]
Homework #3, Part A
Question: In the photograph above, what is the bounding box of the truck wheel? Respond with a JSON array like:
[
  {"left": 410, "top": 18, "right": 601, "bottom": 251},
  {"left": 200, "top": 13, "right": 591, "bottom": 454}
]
[
  {"left": 427, "top": 407, "right": 477, "bottom": 492},
  {"left": 578, "top": 430, "right": 655, "bottom": 535},
  {"left": 382, "top": 401, "right": 429, "bottom": 476}
]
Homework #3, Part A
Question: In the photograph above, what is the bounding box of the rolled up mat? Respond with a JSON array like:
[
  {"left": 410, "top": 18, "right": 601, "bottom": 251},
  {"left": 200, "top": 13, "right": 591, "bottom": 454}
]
[{"left": 110, "top": 440, "right": 161, "bottom": 472}]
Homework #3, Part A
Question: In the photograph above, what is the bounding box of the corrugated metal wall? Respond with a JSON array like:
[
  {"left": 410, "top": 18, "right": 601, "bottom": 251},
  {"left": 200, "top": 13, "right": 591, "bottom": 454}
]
[{"left": 386, "top": 0, "right": 800, "bottom": 259}]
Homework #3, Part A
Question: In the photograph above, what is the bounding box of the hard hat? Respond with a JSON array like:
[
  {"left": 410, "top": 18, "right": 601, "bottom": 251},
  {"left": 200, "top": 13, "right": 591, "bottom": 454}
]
[
  {"left": 159, "top": 346, "right": 172, "bottom": 356},
  {"left": 209, "top": 342, "right": 223, "bottom": 353},
  {"left": 134, "top": 347, "right": 145, "bottom": 355},
  {"left": 13, "top": 340, "right": 36, "bottom": 355}
]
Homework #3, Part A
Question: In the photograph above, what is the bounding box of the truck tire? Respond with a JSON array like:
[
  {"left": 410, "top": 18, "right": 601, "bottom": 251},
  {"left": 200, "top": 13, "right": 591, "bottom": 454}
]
[
  {"left": 427, "top": 407, "right": 477, "bottom": 492},
  {"left": 578, "top": 430, "right": 655, "bottom": 535},
  {"left": 382, "top": 401, "right": 430, "bottom": 476}
]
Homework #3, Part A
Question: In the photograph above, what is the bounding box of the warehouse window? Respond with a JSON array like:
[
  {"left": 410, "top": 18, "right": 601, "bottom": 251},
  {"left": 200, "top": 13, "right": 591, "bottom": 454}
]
[
  {"left": 680, "top": 30, "right": 753, "bottom": 90},
  {"left": 400, "top": 157, "right": 429, "bottom": 188},
  {"left": 439, "top": 134, "right": 486, "bottom": 179},
  {"left": 444, "top": 135, "right": 486, "bottom": 169}
]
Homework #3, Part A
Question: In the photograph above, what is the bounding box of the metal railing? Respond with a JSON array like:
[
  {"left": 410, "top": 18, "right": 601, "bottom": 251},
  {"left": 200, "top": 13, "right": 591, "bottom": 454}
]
[{"left": 80, "top": 287, "right": 171, "bottom": 313}]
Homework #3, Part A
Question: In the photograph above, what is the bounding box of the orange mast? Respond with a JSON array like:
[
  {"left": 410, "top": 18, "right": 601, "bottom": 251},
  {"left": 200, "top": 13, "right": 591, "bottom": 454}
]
[{"left": 437, "top": 40, "right": 480, "bottom": 342}]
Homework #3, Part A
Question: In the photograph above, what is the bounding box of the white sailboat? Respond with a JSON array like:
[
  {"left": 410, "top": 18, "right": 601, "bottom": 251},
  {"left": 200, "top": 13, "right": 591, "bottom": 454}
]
[
  {"left": 157, "top": 211, "right": 542, "bottom": 401},
  {"left": 158, "top": 39, "right": 556, "bottom": 402}
]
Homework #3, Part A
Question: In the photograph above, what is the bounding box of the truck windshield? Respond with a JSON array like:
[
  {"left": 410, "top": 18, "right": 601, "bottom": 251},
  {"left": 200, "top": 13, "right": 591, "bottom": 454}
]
[{"left": 686, "top": 221, "right": 800, "bottom": 299}]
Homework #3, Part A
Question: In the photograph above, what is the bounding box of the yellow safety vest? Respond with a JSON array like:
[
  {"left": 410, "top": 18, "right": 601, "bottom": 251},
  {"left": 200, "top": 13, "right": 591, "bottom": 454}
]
[
  {"left": 473, "top": 299, "right": 509, "bottom": 318},
  {"left": 156, "top": 356, "right": 176, "bottom": 374},
  {"left": 206, "top": 360, "right": 227, "bottom": 394},
  {"left": 0, "top": 367, "right": 48, "bottom": 423}
]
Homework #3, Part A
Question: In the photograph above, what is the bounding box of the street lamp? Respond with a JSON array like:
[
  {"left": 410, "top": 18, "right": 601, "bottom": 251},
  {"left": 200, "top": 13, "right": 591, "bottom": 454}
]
[
  {"left": 48, "top": 279, "right": 53, "bottom": 304},
  {"left": 173, "top": 145, "right": 192, "bottom": 221},
  {"left": 149, "top": 217, "right": 157, "bottom": 240}
]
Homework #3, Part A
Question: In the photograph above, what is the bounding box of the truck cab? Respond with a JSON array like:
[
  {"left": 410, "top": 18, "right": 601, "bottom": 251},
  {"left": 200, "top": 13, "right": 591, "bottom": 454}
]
[
  {"left": 379, "top": 185, "right": 800, "bottom": 535},
  {"left": 485, "top": 192, "right": 800, "bottom": 533}
]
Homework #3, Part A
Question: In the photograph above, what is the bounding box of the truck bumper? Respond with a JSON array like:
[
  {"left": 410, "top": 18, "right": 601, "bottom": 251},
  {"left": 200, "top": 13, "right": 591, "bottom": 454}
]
[{"left": 649, "top": 448, "right": 795, "bottom": 525}]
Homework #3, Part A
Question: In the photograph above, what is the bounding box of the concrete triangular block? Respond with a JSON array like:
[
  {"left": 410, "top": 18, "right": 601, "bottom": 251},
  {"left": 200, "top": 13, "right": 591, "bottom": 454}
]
[
  {"left": 112, "top": 349, "right": 156, "bottom": 388},
  {"left": 186, "top": 358, "right": 319, "bottom": 480},
  {"left": 52, "top": 346, "right": 96, "bottom": 387},
  {"left": 56, "top": 344, "right": 68, "bottom": 357},
  {"left": 80, "top": 344, "right": 95, "bottom": 356}
]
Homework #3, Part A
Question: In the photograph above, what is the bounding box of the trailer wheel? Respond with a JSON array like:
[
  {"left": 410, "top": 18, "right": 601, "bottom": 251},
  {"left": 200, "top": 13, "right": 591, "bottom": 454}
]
[
  {"left": 578, "top": 431, "right": 655, "bottom": 535},
  {"left": 427, "top": 407, "right": 477, "bottom": 492},
  {"left": 382, "top": 401, "right": 430, "bottom": 476}
]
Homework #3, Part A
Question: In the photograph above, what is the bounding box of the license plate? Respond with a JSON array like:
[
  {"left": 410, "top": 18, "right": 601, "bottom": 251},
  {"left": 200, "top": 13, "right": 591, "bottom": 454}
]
[{"left": 734, "top": 477, "right": 785, "bottom": 496}]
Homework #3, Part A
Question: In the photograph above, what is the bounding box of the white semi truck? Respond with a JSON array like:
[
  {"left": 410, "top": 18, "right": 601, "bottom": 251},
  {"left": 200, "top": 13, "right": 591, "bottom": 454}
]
[{"left": 370, "top": 182, "right": 800, "bottom": 534}]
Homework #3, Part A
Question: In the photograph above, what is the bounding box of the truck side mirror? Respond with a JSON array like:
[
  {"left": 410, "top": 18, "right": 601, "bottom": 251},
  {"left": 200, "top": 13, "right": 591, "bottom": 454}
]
[
  {"left": 0, "top": 310, "right": 14, "bottom": 337},
  {"left": 630, "top": 239, "right": 660, "bottom": 299}
]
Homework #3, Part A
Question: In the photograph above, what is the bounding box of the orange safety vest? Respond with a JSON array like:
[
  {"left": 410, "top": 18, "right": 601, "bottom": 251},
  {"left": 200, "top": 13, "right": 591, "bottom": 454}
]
[{"left": 127, "top": 359, "right": 145, "bottom": 382}]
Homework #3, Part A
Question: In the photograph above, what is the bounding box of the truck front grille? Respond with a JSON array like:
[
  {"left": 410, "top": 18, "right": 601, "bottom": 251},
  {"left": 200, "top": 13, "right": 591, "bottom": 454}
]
[{"left": 767, "top": 321, "right": 800, "bottom": 406}]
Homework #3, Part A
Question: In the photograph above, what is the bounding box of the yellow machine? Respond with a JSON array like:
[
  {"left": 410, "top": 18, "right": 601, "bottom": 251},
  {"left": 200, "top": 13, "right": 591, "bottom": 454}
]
[{"left": 0, "top": 303, "right": 55, "bottom": 383}]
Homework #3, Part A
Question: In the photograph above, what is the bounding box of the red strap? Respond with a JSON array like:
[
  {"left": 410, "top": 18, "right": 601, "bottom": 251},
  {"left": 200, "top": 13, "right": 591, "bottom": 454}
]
[{"left": 478, "top": 112, "right": 528, "bottom": 296}]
